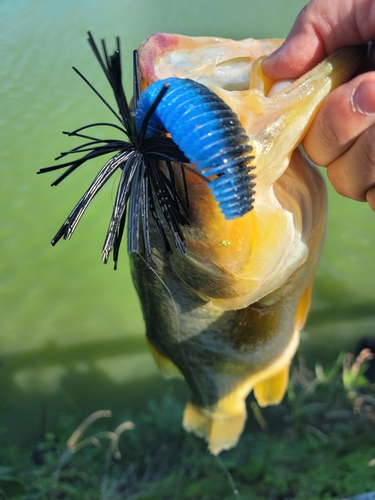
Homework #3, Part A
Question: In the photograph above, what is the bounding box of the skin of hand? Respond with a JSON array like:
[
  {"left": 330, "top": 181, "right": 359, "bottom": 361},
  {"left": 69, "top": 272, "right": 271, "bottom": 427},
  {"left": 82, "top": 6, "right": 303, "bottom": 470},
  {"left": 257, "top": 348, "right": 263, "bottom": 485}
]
[{"left": 262, "top": 0, "right": 375, "bottom": 211}]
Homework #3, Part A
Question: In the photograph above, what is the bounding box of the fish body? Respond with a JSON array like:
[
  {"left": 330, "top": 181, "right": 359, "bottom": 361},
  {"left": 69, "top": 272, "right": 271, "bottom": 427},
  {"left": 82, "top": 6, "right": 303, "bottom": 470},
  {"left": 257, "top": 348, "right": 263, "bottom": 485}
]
[{"left": 131, "top": 35, "right": 363, "bottom": 455}]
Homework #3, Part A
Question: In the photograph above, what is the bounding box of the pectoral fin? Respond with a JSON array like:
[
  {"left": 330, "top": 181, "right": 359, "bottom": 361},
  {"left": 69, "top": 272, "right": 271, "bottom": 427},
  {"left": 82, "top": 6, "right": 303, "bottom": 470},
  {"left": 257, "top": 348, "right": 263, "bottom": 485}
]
[
  {"left": 253, "top": 363, "right": 290, "bottom": 407},
  {"left": 295, "top": 281, "right": 314, "bottom": 331},
  {"left": 253, "top": 282, "right": 314, "bottom": 406}
]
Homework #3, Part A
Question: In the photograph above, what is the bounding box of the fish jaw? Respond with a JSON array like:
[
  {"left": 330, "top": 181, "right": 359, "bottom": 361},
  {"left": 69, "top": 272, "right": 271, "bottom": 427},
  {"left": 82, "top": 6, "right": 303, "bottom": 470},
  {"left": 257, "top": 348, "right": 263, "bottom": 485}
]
[{"left": 132, "top": 35, "right": 363, "bottom": 454}]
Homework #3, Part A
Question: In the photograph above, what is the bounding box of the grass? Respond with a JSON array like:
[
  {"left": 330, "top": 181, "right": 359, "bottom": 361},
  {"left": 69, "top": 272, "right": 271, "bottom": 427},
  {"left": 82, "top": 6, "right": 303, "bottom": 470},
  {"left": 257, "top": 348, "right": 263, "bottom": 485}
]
[{"left": 1, "top": 351, "right": 375, "bottom": 500}]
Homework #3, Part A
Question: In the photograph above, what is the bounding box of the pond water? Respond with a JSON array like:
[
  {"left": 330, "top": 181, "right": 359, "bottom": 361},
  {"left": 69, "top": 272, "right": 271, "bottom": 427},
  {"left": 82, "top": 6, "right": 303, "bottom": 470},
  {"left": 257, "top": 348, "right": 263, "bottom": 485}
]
[{"left": 1, "top": 0, "right": 375, "bottom": 445}]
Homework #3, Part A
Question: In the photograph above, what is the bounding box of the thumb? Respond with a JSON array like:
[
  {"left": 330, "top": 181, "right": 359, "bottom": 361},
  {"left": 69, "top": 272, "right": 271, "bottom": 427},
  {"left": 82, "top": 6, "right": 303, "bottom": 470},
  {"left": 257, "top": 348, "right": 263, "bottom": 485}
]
[
  {"left": 262, "top": 6, "right": 327, "bottom": 80},
  {"left": 262, "top": 0, "right": 374, "bottom": 81}
]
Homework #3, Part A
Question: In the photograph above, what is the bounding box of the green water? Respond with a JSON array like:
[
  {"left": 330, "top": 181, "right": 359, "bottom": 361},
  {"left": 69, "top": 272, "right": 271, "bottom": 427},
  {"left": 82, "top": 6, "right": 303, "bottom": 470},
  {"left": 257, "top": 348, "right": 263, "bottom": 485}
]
[{"left": 1, "top": 0, "right": 375, "bottom": 445}]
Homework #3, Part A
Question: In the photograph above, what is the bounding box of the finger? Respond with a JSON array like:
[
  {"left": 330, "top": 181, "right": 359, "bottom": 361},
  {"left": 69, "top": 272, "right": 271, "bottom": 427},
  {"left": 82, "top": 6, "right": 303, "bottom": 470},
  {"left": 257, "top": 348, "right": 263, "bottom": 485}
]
[
  {"left": 326, "top": 124, "right": 375, "bottom": 201},
  {"left": 262, "top": 4, "right": 327, "bottom": 80},
  {"left": 303, "top": 73, "right": 375, "bottom": 167},
  {"left": 262, "top": 0, "right": 375, "bottom": 80}
]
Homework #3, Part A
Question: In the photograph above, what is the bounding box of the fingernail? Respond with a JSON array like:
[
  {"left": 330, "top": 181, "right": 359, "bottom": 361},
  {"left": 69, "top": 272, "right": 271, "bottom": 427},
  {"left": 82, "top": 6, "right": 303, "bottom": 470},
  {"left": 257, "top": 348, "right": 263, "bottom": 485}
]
[{"left": 351, "top": 81, "right": 375, "bottom": 116}]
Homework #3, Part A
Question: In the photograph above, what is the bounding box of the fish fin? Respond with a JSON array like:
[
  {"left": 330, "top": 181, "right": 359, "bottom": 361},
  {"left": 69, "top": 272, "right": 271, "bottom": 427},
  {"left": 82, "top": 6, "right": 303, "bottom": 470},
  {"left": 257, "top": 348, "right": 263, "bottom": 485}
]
[
  {"left": 182, "top": 400, "right": 210, "bottom": 439},
  {"left": 207, "top": 414, "right": 247, "bottom": 455},
  {"left": 295, "top": 281, "right": 314, "bottom": 331},
  {"left": 147, "top": 340, "right": 183, "bottom": 379},
  {"left": 253, "top": 363, "right": 290, "bottom": 407},
  {"left": 183, "top": 394, "right": 247, "bottom": 455},
  {"left": 252, "top": 325, "right": 300, "bottom": 407},
  {"left": 253, "top": 284, "right": 313, "bottom": 407}
]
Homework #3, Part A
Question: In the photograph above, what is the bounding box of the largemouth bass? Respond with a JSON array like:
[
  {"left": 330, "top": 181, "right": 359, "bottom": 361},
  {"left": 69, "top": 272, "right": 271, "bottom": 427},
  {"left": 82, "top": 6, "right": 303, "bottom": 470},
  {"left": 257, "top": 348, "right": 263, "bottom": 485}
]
[
  {"left": 41, "top": 33, "right": 364, "bottom": 456},
  {"left": 131, "top": 34, "right": 363, "bottom": 454}
]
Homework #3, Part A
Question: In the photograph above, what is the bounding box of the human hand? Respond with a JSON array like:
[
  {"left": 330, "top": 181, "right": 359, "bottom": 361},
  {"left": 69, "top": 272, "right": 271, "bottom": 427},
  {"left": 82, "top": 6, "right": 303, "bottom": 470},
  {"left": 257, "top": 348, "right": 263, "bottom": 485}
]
[{"left": 262, "top": 0, "right": 375, "bottom": 211}]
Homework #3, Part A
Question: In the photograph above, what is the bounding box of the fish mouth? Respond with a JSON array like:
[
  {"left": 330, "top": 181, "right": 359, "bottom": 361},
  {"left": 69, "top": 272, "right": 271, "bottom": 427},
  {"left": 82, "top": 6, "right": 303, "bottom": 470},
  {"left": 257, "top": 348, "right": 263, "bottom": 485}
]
[
  {"left": 139, "top": 35, "right": 364, "bottom": 181},
  {"left": 138, "top": 37, "right": 365, "bottom": 215}
]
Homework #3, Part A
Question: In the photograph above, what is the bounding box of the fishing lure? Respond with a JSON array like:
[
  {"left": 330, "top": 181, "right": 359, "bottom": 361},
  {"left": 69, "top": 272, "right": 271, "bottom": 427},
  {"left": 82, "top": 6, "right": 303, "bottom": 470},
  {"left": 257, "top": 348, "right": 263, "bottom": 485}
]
[{"left": 38, "top": 33, "right": 256, "bottom": 267}]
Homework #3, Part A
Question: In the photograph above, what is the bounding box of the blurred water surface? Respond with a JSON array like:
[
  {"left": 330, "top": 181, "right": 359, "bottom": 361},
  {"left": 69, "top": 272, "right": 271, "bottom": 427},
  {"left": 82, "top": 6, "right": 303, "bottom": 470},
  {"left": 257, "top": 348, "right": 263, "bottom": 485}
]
[{"left": 1, "top": 0, "right": 375, "bottom": 444}]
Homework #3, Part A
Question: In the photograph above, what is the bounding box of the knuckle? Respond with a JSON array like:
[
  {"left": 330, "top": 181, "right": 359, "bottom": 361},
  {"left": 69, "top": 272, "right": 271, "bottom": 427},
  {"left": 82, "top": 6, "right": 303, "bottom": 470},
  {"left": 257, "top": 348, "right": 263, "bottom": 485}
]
[
  {"left": 305, "top": 111, "right": 341, "bottom": 166},
  {"left": 319, "top": 118, "right": 341, "bottom": 149},
  {"left": 327, "top": 124, "right": 375, "bottom": 202},
  {"left": 326, "top": 167, "right": 353, "bottom": 199}
]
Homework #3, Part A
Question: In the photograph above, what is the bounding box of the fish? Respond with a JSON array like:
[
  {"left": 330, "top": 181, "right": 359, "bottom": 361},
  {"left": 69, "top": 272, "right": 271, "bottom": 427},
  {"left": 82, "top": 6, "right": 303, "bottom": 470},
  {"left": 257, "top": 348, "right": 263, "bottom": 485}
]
[
  {"left": 40, "top": 33, "right": 364, "bottom": 456},
  {"left": 130, "top": 34, "right": 364, "bottom": 454}
]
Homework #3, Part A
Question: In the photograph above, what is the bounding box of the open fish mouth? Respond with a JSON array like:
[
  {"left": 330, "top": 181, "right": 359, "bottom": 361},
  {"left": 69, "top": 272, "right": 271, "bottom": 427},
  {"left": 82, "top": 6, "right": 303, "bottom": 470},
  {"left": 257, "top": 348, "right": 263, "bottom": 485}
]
[{"left": 40, "top": 33, "right": 364, "bottom": 455}]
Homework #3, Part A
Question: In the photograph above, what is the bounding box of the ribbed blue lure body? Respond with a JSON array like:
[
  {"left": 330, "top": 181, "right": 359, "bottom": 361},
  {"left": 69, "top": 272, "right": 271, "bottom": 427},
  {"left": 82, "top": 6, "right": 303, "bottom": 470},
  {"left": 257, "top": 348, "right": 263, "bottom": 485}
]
[{"left": 136, "top": 77, "right": 256, "bottom": 219}]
